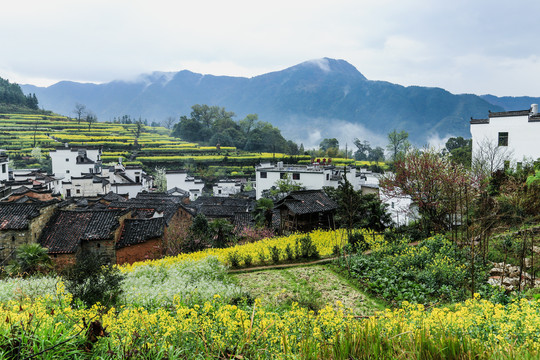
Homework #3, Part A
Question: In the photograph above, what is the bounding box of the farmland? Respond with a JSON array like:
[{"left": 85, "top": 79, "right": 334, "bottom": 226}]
[{"left": 0, "top": 113, "right": 381, "bottom": 179}]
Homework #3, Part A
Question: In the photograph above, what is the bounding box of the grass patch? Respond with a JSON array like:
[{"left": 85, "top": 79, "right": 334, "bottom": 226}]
[{"left": 231, "top": 264, "right": 383, "bottom": 315}]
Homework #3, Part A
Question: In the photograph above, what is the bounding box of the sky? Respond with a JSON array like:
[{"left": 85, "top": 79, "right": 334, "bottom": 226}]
[{"left": 1, "top": 0, "right": 540, "bottom": 96}]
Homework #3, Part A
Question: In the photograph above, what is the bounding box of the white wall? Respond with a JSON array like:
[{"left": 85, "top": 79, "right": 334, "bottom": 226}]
[
  {"left": 50, "top": 149, "right": 100, "bottom": 181},
  {"left": 471, "top": 112, "right": 540, "bottom": 166}
]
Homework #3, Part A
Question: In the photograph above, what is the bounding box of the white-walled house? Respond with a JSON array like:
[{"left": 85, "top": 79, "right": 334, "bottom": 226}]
[
  {"left": 12, "top": 169, "right": 63, "bottom": 194},
  {"left": 0, "top": 149, "right": 9, "bottom": 183},
  {"left": 212, "top": 179, "right": 242, "bottom": 197},
  {"left": 51, "top": 147, "right": 152, "bottom": 198},
  {"left": 62, "top": 175, "right": 110, "bottom": 198},
  {"left": 471, "top": 104, "right": 540, "bottom": 168},
  {"left": 50, "top": 147, "right": 101, "bottom": 181},
  {"left": 165, "top": 170, "right": 205, "bottom": 201},
  {"left": 255, "top": 162, "right": 358, "bottom": 200}
]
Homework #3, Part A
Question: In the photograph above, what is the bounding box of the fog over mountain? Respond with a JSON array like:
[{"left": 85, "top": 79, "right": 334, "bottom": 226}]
[{"left": 22, "top": 58, "right": 510, "bottom": 148}]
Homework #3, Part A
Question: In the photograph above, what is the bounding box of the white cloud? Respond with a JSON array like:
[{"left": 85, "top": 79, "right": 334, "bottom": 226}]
[{"left": 2, "top": 0, "right": 540, "bottom": 96}]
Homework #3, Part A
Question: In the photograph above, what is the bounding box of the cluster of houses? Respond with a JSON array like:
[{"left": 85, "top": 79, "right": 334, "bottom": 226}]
[{"left": 1, "top": 146, "right": 390, "bottom": 268}]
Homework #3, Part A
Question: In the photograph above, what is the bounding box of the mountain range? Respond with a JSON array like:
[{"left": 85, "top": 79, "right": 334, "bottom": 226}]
[{"left": 20, "top": 58, "right": 538, "bottom": 147}]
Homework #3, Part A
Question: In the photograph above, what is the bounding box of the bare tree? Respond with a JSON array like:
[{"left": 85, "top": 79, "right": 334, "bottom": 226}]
[
  {"left": 472, "top": 137, "right": 513, "bottom": 178},
  {"left": 163, "top": 116, "right": 176, "bottom": 129},
  {"left": 74, "top": 103, "right": 86, "bottom": 124}
]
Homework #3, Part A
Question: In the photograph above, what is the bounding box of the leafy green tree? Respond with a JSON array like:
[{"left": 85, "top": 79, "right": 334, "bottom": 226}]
[
  {"left": 320, "top": 138, "right": 339, "bottom": 152},
  {"left": 353, "top": 139, "right": 371, "bottom": 160},
  {"left": 269, "top": 173, "right": 305, "bottom": 200},
  {"left": 387, "top": 130, "right": 410, "bottom": 161},
  {"left": 445, "top": 136, "right": 472, "bottom": 168},
  {"left": 65, "top": 251, "right": 124, "bottom": 307},
  {"left": 254, "top": 198, "right": 274, "bottom": 227},
  {"left": 210, "top": 219, "right": 235, "bottom": 248},
  {"left": 368, "top": 146, "right": 385, "bottom": 162}
]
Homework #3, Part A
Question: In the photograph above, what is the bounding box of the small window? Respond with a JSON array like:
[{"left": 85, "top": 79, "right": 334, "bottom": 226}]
[
  {"left": 260, "top": 171, "right": 267, "bottom": 179},
  {"left": 292, "top": 173, "right": 300, "bottom": 180},
  {"left": 280, "top": 172, "right": 286, "bottom": 179},
  {"left": 11, "top": 236, "right": 15, "bottom": 242},
  {"left": 66, "top": 170, "right": 70, "bottom": 174},
  {"left": 498, "top": 132, "right": 508, "bottom": 146},
  {"left": 135, "top": 176, "right": 140, "bottom": 183},
  {"left": 66, "top": 158, "right": 69, "bottom": 162},
  {"left": 218, "top": 189, "right": 222, "bottom": 194},
  {"left": 326, "top": 174, "right": 329, "bottom": 180},
  {"left": 1, "top": 164, "right": 5, "bottom": 173},
  {"left": 76, "top": 189, "right": 81, "bottom": 194}
]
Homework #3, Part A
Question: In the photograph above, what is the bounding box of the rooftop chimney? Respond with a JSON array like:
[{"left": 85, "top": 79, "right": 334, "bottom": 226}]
[{"left": 532, "top": 104, "right": 539, "bottom": 115}]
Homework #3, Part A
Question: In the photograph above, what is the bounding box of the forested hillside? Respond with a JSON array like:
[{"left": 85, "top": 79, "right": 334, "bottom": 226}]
[{"left": 0, "top": 77, "right": 39, "bottom": 112}]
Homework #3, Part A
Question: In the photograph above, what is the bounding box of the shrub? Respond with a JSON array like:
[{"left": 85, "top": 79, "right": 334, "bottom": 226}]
[
  {"left": 270, "top": 246, "right": 280, "bottom": 264},
  {"left": 285, "top": 244, "right": 294, "bottom": 260},
  {"left": 64, "top": 251, "right": 124, "bottom": 307},
  {"left": 300, "top": 235, "right": 319, "bottom": 259},
  {"left": 243, "top": 254, "right": 253, "bottom": 267},
  {"left": 227, "top": 251, "right": 241, "bottom": 268}
]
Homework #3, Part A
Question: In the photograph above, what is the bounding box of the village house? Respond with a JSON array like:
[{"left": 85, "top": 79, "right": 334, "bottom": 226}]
[
  {"left": 0, "top": 149, "right": 10, "bottom": 183},
  {"left": 12, "top": 169, "right": 63, "bottom": 194},
  {"left": 49, "top": 147, "right": 102, "bottom": 181},
  {"left": 187, "top": 196, "right": 255, "bottom": 222},
  {"left": 38, "top": 209, "right": 130, "bottom": 267},
  {"left": 212, "top": 178, "right": 243, "bottom": 197},
  {"left": 274, "top": 190, "right": 337, "bottom": 233},
  {"left": 470, "top": 104, "right": 540, "bottom": 167},
  {"left": 3, "top": 186, "right": 61, "bottom": 203},
  {"left": 50, "top": 147, "right": 152, "bottom": 198},
  {"left": 165, "top": 170, "right": 205, "bottom": 201},
  {"left": 0, "top": 201, "right": 60, "bottom": 264},
  {"left": 255, "top": 161, "right": 358, "bottom": 200}
]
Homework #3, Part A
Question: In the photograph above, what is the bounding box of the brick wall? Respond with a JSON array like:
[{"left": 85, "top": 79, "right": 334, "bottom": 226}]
[{"left": 116, "top": 238, "right": 162, "bottom": 265}]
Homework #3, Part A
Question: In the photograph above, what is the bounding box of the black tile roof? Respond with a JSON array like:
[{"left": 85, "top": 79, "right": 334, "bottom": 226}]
[
  {"left": 116, "top": 217, "right": 165, "bottom": 249},
  {"left": 274, "top": 190, "right": 337, "bottom": 215},
  {"left": 233, "top": 212, "right": 255, "bottom": 228},
  {"left": 0, "top": 203, "right": 45, "bottom": 230},
  {"left": 108, "top": 198, "right": 184, "bottom": 224},
  {"left": 189, "top": 196, "right": 255, "bottom": 218},
  {"left": 470, "top": 118, "right": 489, "bottom": 125},
  {"left": 488, "top": 109, "right": 531, "bottom": 118},
  {"left": 39, "top": 209, "right": 126, "bottom": 254}
]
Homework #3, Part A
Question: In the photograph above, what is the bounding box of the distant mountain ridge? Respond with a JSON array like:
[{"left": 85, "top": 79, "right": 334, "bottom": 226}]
[{"left": 21, "top": 58, "right": 505, "bottom": 146}]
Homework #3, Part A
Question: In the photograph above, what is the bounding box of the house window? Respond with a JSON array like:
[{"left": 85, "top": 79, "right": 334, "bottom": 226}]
[
  {"left": 498, "top": 132, "right": 508, "bottom": 146},
  {"left": 66, "top": 189, "right": 71, "bottom": 197},
  {"left": 65, "top": 158, "right": 69, "bottom": 162},
  {"left": 1, "top": 164, "right": 5, "bottom": 173},
  {"left": 76, "top": 189, "right": 81, "bottom": 194},
  {"left": 135, "top": 176, "right": 140, "bottom": 183},
  {"left": 66, "top": 170, "right": 70, "bottom": 174},
  {"left": 292, "top": 173, "right": 300, "bottom": 180},
  {"left": 260, "top": 171, "right": 267, "bottom": 178},
  {"left": 280, "top": 172, "right": 286, "bottom": 179},
  {"left": 326, "top": 174, "right": 329, "bottom": 180}
]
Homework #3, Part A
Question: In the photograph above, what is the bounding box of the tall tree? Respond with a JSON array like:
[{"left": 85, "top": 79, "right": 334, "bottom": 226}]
[
  {"left": 387, "top": 130, "right": 410, "bottom": 161},
  {"left": 320, "top": 138, "right": 339, "bottom": 152}
]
